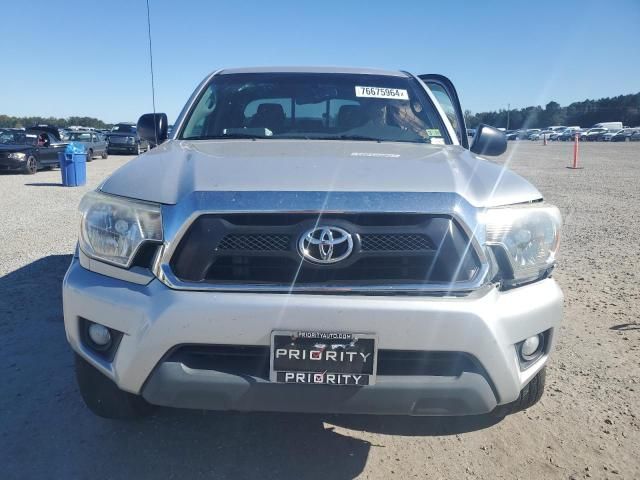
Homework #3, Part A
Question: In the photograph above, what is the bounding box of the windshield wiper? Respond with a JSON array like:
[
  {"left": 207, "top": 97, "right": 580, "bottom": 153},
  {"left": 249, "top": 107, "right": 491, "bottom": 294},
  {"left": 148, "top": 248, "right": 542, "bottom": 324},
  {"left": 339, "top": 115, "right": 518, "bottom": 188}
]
[
  {"left": 335, "top": 134, "right": 383, "bottom": 142},
  {"left": 182, "top": 133, "right": 265, "bottom": 140},
  {"left": 306, "top": 134, "right": 383, "bottom": 142}
]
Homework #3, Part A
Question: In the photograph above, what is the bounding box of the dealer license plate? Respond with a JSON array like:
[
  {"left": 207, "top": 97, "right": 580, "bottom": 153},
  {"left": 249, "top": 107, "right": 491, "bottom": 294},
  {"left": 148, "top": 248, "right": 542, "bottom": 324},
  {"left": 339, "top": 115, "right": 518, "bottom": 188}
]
[{"left": 270, "top": 331, "right": 377, "bottom": 386}]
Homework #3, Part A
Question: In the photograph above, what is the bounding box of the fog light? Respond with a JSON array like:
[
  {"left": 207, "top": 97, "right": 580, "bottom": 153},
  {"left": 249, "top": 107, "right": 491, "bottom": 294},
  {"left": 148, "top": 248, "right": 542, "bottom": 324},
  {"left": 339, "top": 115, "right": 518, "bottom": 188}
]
[
  {"left": 88, "top": 323, "right": 111, "bottom": 347},
  {"left": 520, "top": 334, "right": 542, "bottom": 360}
]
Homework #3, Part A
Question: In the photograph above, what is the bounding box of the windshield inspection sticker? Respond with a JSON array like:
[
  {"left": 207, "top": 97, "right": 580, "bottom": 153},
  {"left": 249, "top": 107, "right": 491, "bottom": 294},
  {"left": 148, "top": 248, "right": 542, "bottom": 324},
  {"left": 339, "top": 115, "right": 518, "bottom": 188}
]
[
  {"left": 425, "top": 129, "right": 441, "bottom": 137},
  {"left": 355, "top": 86, "right": 409, "bottom": 100}
]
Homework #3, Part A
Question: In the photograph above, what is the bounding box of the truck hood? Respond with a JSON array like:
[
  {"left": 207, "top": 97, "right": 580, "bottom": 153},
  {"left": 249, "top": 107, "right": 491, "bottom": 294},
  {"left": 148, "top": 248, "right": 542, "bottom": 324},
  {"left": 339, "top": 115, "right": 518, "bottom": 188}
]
[{"left": 99, "top": 139, "right": 542, "bottom": 207}]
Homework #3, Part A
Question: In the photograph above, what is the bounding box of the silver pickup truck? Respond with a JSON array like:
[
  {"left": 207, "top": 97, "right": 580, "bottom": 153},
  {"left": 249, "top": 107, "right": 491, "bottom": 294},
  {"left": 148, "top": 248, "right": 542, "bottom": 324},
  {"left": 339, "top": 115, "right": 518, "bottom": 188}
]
[{"left": 63, "top": 67, "right": 563, "bottom": 419}]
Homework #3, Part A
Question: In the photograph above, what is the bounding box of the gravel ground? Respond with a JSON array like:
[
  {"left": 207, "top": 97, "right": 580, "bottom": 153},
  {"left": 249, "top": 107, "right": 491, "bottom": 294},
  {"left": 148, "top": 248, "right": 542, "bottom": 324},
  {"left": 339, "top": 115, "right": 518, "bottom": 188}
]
[{"left": 1, "top": 142, "right": 639, "bottom": 479}]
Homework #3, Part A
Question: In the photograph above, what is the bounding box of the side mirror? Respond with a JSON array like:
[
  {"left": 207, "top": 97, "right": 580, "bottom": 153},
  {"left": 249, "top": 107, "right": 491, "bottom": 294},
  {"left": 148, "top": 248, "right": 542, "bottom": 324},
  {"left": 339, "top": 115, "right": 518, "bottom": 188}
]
[
  {"left": 137, "top": 113, "right": 168, "bottom": 145},
  {"left": 470, "top": 124, "right": 507, "bottom": 156}
]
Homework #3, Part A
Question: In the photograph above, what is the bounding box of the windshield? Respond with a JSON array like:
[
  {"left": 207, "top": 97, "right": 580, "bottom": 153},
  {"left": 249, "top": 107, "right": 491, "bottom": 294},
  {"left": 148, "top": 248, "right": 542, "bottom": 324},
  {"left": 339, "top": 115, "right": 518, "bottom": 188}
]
[
  {"left": 68, "top": 132, "right": 92, "bottom": 141},
  {"left": 0, "top": 132, "right": 36, "bottom": 145},
  {"left": 111, "top": 124, "right": 136, "bottom": 133},
  {"left": 179, "top": 73, "right": 449, "bottom": 144}
]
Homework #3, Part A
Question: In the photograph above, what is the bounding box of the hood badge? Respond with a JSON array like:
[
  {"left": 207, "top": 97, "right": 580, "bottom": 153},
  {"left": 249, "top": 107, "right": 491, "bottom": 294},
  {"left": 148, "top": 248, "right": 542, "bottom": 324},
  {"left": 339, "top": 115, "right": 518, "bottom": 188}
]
[{"left": 298, "top": 226, "right": 353, "bottom": 264}]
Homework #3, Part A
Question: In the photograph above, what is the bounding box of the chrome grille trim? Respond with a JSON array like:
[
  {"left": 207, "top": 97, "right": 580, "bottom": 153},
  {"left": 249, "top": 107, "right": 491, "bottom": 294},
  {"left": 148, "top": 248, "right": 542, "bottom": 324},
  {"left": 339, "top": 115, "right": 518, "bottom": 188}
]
[{"left": 153, "top": 191, "right": 492, "bottom": 295}]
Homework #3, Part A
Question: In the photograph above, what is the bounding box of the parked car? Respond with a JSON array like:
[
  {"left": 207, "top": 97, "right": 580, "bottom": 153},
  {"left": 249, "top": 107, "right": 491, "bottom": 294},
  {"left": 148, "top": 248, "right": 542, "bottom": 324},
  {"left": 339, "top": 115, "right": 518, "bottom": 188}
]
[
  {"left": 609, "top": 128, "right": 637, "bottom": 142},
  {"left": 580, "top": 127, "right": 608, "bottom": 141},
  {"left": 629, "top": 129, "right": 640, "bottom": 141},
  {"left": 529, "top": 132, "right": 542, "bottom": 140},
  {"left": 557, "top": 127, "right": 582, "bottom": 141},
  {"left": 530, "top": 129, "right": 554, "bottom": 141},
  {"left": 506, "top": 130, "right": 522, "bottom": 140},
  {"left": 521, "top": 128, "right": 542, "bottom": 140},
  {"left": 548, "top": 131, "right": 563, "bottom": 141},
  {"left": 599, "top": 129, "right": 623, "bottom": 142},
  {"left": 67, "top": 131, "right": 108, "bottom": 160},
  {"left": 549, "top": 127, "right": 579, "bottom": 141},
  {"left": 64, "top": 67, "right": 562, "bottom": 420},
  {"left": 107, "top": 123, "right": 150, "bottom": 155},
  {"left": 0, "top": 128, "right": 66, "bottom": 174}
]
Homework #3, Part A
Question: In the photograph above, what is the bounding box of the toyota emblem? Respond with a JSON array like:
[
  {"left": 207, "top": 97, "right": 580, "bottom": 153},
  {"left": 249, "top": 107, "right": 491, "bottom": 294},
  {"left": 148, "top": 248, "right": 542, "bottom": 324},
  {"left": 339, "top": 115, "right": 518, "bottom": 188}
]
[{"left": 298, "top": 226, "right": 354, "bottom": 264}]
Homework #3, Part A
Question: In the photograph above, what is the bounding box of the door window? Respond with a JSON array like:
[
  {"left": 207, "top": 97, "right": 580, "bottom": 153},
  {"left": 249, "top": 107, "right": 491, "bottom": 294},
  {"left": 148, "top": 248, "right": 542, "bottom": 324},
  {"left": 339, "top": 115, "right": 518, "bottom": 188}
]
[{"left": 418, "top": 74, "right": 468, "bottom": 148}]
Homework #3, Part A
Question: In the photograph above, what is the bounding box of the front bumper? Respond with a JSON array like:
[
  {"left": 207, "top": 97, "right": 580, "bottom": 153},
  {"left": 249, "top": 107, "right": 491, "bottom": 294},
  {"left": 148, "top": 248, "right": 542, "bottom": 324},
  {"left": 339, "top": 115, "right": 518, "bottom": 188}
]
[
  {"left": 107, "top": 144, "right": 137, "bottom": 153},
  {"left": 0, "top": 157, "right": 27, "bottom": 171},
  {"left": 63, "top": 258, "right": 563, "bottom": 416}
]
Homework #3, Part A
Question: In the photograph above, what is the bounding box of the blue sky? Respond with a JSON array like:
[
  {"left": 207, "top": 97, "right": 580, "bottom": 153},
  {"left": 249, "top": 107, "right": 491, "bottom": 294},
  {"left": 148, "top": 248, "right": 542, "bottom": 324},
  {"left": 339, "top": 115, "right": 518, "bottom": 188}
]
[{"left": 2, "top": 0, "right": 639, "bottom": 123}]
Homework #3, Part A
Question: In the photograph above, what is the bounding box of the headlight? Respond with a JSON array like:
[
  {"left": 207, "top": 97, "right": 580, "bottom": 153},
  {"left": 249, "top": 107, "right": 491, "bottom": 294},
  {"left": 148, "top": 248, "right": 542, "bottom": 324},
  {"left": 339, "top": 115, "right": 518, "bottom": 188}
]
[
  {"left": 484, "top": 204, "right": 561, "bottom": 284},
  {"left": 8, "top": 152, "right": 26, "bottom": 160},
  {"left": 79, "top": 191, "right": 162, "bottom": 267},
  {"left": 127, "top": 136, "right": 136, "bottom": 144}
]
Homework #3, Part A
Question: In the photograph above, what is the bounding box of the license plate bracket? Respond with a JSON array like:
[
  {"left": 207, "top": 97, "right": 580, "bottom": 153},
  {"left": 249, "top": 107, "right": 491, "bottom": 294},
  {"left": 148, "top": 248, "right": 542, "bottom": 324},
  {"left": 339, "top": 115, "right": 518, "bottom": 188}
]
[{"left": 270, "top": 331, "right": 377, "bottom": 386}]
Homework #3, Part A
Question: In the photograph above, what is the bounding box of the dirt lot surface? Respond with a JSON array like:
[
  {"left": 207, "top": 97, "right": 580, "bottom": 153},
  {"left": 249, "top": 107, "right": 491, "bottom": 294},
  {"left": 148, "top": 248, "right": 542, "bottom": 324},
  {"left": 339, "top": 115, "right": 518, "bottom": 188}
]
[{"left": 1, "top": 142, "right": 639, "bottom": 479}]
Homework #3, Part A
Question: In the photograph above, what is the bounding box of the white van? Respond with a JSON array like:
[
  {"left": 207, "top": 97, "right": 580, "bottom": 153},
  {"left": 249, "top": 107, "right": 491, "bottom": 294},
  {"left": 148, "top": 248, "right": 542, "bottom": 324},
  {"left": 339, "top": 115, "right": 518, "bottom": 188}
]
[{"left": 592, "top": 122, "right": 623, "bottom": 131}]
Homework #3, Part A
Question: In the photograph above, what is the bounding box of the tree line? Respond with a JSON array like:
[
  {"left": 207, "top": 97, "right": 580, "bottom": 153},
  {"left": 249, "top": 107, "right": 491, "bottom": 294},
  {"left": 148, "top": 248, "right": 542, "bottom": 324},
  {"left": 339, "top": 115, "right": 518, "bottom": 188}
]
[
  {"left": 0, "top": 115, "right": 112, "bottom": 129},
  {"left": 465, "top": 92, "right": 640, "bottom": 130}
]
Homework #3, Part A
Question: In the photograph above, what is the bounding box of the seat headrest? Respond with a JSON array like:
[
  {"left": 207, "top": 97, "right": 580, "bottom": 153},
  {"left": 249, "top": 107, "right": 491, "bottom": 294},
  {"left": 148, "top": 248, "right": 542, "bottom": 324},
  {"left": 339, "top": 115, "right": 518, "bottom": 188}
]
[
  {"left": 256, "top": 103, "right": 285, "bottom": 120},
  {"left": 337, "top": 105, "right": 364, "bottom": 129}
]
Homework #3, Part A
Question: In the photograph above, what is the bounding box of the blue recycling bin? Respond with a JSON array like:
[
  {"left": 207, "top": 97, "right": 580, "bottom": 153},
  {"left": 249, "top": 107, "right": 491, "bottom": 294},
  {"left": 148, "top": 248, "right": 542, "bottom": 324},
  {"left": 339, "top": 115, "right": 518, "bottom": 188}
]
[{"left": 59, "top": 142, "right": 87, "bottom": 187}]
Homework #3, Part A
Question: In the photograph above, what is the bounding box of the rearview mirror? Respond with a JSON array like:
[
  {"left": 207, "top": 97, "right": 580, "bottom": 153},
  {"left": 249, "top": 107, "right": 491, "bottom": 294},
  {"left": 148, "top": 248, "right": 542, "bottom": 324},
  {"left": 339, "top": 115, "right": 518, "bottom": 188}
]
[
  {"left": 137, "top": 113, "right": 168, "bottom": 145},
  {"left": 470, "top": 124, "right": 507, "bottom": 156}
]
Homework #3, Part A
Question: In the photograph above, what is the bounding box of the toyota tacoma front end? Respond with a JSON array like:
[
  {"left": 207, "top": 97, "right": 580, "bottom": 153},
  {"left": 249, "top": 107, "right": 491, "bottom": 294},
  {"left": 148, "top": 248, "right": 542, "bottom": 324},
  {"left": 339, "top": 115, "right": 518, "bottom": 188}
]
[{"left": 63, "top": 67, "right": 563, "bottom": 418}]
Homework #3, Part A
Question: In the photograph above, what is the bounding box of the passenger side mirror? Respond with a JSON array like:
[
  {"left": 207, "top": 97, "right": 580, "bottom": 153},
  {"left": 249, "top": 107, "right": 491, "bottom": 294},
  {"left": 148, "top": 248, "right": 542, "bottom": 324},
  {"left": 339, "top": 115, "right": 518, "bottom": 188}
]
[
  {"left": 137, "top": 113, "right": 168, "bottom": 145},
  {"left": 470, "top": 124, "right": 507, "bottom": 156}
]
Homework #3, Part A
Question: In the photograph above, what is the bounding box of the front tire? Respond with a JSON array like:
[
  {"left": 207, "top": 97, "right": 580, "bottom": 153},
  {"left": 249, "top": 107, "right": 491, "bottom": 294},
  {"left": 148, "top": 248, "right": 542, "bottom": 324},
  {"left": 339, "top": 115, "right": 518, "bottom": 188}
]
[
  {"left": 75, "top": 354, "right": 154, "bottom": 419},
  {"left": 23, "top": 155, "right": 38, "bottom": 175},
  {"left": 101, "top": 150, "right": 108, "bottom": 159},
  {"left": 492, "top": 367, "right": 546, "bottom": 417},
  {"left": 87, "top": 149, "right": 93, "bottom": 162}
]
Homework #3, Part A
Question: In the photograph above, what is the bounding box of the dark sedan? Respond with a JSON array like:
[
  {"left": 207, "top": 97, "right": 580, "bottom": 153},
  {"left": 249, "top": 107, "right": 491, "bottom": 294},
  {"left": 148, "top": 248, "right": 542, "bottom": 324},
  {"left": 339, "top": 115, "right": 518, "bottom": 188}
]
[
  {"left": 107, "top": 123, "right": 150, "bottom": 155},
  {"left": 610, "top": 128, "right": 637, "bottom": 142},
  {"left": 0, "top": 129, "right": 66, "bottom": 174},
  {"left": 580, "top": 128, "right": 608, "bottom": 141}
]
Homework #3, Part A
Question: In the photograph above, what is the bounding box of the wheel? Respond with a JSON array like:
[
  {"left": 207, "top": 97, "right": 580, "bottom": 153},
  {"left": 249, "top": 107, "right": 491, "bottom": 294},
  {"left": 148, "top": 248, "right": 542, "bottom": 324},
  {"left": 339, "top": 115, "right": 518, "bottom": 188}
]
[
  {"left": 23, "top": 155, "right": 38, "bottom": 175},
  {"left": 101, "top": 150, "right": 108, "bottom": 159},
  {"left": 75, "top": 353, "right": 154, "bottom": 419},
  {"left": 492, "top": 367, "right": 546, "bottom": 417},
  {"left": 87, "top": 149, "right": 93, "bottom": 162}
]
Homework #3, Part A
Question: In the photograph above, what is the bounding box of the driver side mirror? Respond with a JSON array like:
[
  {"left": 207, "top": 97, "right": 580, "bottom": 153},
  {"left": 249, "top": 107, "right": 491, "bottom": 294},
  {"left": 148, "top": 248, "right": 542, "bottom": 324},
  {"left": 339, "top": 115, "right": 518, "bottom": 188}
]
[
  {"left": 470, "top": 124, "right": 507, "bottom": 156},
  {"left": 137, "top": 113, "right": 168, "bottom": 145}
]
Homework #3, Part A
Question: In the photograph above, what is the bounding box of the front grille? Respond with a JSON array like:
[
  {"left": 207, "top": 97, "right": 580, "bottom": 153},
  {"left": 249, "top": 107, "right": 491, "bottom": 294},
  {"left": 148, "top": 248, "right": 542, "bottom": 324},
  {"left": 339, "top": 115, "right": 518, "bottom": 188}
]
[
  {"left": 214, "top": 233, "right": 433, "bottom": 252},
  {"left": 166, "top": 345, "right": 483, "bottom": 379},
  {"left": 108, "top": 136, "right": 130, "bottom": 144},
  {"left": 169, "top": 213, "right": 480, "bottom": 288},
  {"left": 217, "top": 234, "right": 290, "bottom": 251},
  {"left": 360, "top": 233, "right": 433, "bottom": 251}
]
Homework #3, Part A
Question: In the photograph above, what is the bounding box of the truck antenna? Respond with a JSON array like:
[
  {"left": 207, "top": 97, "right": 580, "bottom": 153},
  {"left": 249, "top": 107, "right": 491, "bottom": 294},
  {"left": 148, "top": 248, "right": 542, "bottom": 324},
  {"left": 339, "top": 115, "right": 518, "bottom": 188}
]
[{"left": 145, "top": 0, "right": 158, "bottom": 146}]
